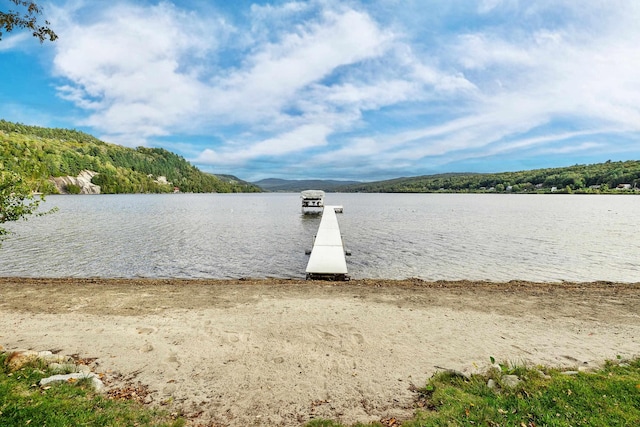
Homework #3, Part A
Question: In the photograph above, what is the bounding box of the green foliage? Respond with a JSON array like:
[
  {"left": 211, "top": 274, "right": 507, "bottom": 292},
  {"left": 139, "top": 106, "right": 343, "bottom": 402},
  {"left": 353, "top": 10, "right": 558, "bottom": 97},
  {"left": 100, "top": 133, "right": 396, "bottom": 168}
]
[
  {"left": 0, "top": 171, "right": 55, "bottom": 242},
  {"left": 65, "top": 183, "right": 81, "bottom": 194},
  {"left": 403, "top": 359, "right": 640, "bottom": 427},
  {"left": 0, "top": 1, "right": 57, "bottom": 43},
  {"left": 341, "top": 161, "right": 640, "bottom": 193},
  {"left": 306, "top": 359, "right": 640, "bottom": 427},
  {"left": 0, "top": 353, "right": 184, "bottom": 427},
  {"left": 0, "top": 119, "right": 261, "bottom": 194}
]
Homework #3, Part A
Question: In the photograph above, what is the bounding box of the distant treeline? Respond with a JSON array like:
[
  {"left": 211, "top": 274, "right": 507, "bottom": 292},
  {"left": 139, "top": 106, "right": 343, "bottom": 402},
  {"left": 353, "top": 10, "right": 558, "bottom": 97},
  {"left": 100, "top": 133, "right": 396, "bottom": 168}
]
[
  {"left": 0, "top": 120, "right": 260, "bottom": 194},
  {"left": 340, "top": 162, "right": 640, "bottom": 193}
]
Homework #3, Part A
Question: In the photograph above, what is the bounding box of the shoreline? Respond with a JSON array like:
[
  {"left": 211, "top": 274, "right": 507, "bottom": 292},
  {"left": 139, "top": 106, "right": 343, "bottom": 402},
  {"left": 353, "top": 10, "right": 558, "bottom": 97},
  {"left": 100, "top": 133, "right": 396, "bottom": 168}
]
[
  {"left": 3, "top": 275, "right": 639, "bottom": 287},
  {"left": 2, "top": 277, "right": 639, "bottom": 426}
]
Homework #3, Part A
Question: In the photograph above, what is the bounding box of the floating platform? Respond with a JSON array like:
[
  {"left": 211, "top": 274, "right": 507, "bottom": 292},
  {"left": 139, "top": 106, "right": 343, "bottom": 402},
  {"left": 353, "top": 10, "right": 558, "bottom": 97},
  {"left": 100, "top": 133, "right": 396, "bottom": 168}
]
[
  {"left": 301, "top": 190, "right": 325, "bottom": 214},
  {"left": 305, "top": 205, "right": 349, "bottom": 281}
]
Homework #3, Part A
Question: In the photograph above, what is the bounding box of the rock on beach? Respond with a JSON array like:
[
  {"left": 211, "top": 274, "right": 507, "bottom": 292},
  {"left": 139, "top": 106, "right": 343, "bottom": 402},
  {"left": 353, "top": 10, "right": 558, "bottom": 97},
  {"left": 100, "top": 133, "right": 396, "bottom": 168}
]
[{"left": 3, "top": 349, "right": 104, "bottom": 392}]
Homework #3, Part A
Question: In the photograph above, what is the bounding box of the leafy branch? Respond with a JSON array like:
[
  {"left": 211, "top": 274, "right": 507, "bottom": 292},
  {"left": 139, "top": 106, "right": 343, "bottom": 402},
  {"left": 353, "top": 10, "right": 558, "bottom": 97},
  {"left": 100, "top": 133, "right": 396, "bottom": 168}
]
[{"left": 0, "top": 0, "right": 57, "bottom": 42}]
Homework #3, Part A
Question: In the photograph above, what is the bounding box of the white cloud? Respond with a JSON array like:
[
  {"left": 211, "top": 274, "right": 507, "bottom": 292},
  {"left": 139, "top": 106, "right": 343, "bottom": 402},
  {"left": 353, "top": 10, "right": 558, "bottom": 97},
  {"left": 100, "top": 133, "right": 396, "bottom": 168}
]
[
  {"left": 0, "top": 32, "right": 29, "bottom": 51},
  {"left": 453, "top": 33, "right": 537, "bottom": 71},
  {"left": 207, "top": 8, "right": 393, "bottom": 120},
  {"left": 477, "top": 0, "right": 518, "bottom": 14},
  {"left": 350, "top": 0, "right": 640, "bottom": 169},
  {"left": 51, "top": 1, "right": 397, "bottom": 147},
  {"left": 537, "top": 142, "right": 605, "bottom": 155},
  {"left": 249, "top": 1, "right": 311, "bottom": 21},
  {"left": 196, "top": 123, "right": 332, "bottom": 165},
  {"left": 52, "top": 1, "right": 221, "bottom": 142}
]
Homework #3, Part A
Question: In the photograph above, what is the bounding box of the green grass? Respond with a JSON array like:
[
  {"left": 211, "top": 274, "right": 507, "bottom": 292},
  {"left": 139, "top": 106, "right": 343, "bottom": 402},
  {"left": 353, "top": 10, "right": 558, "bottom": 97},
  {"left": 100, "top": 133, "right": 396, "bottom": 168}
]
[
  {"left": 0, "top": 353, "right": 184, "bottom": 427},
  {"left": 4, "top": 353, "right": 639, "bottom": 427},
  {"left": 308, "top": 358, "right": 640, "bottom": 427}
]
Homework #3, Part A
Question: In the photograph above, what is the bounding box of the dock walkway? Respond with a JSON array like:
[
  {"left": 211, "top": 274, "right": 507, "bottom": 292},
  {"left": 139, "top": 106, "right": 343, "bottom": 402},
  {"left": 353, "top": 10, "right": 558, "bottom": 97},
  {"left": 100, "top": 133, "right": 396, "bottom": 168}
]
[{"left": 305, "top": 206, "right": 348, "bottom": 280}]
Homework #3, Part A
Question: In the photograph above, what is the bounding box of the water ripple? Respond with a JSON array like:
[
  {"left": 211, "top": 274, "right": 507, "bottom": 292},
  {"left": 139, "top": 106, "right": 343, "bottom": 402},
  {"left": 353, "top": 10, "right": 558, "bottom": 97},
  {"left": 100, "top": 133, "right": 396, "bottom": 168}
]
[{"left": 0, "top": 193, "right": 638, "bottom": 282}]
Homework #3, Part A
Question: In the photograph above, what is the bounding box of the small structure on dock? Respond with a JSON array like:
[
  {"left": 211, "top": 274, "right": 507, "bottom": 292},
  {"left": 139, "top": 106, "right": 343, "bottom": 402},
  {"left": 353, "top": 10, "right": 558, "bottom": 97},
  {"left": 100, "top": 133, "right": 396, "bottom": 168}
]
[
  {"left": 305, "top": 205, "right": 349, "bottom": 281},
  {"left": 301, "top": 190, "right": 325, "bottom": 214}
]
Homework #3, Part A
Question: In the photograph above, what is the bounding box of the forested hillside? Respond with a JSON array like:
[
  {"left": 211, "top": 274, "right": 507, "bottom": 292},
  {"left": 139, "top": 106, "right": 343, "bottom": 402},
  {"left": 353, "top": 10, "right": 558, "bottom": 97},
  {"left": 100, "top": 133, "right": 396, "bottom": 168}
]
[
  {"left": 0, "top": 120, "right": 260, "bottom": 194},
  {"left": 340, "top": 162, "right": 640, "bottom": 193}
]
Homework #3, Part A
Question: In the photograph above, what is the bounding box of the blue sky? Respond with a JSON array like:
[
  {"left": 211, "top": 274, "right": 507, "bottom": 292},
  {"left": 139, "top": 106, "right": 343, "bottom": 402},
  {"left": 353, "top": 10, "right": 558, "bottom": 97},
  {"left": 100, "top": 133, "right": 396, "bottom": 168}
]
[{"left": 1, "top": 0, "right": 639, "bottom": 181}]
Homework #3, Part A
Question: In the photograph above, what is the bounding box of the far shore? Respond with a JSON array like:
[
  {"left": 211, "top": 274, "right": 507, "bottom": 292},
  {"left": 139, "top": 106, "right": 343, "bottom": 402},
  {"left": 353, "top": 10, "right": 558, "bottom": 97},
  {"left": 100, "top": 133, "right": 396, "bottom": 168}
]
[{"left": 1, "top": 277, "right": 639, "bottom": 426}]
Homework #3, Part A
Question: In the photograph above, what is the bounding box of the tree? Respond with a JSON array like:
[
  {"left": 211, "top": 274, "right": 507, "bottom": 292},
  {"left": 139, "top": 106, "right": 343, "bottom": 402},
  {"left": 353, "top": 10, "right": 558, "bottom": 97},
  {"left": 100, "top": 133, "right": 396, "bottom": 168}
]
[
  {"left": 0, "top": 0, "right": 57, "bottom": 42},
  {"left": 0, "top": 172, "right": 54, "bottom": 244},
  {"left": 0, "top": 7, "right": 57, "bottom": 245}
]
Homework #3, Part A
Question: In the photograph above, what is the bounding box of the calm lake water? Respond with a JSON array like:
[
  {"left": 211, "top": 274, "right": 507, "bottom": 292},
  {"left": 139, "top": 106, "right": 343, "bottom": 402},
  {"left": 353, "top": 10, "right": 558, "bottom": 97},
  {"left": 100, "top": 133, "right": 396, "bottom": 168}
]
[{"left": 0, "top": 193, "right": 638, "bottom": 282}]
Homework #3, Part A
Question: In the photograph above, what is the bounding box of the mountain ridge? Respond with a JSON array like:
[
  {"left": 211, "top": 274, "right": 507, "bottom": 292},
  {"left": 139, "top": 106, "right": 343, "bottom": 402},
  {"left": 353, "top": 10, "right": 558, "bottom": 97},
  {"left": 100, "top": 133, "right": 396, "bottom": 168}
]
[
  {"left": 253, "top": 178, "right": 361, "bottom": 192},
  {"left": 0, "top": 119, "right": 260, "bottom": 194}
]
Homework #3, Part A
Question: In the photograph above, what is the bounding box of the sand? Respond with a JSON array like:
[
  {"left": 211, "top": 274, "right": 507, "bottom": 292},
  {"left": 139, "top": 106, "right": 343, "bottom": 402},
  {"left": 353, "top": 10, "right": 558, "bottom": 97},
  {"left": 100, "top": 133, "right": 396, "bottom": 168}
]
[{"left": 1, "top": 277, "right": 639, "bottom": 426}]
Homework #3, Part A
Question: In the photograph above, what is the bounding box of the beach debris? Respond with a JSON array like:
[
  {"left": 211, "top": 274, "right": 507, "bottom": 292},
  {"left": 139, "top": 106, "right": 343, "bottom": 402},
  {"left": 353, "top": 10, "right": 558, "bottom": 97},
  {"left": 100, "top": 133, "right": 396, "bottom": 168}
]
[
  {"left": 107, "top": 383, "right": 152, "bottom": 404},
  {"left": 380, "top": 416, "right": 400, "bottom": 426}
]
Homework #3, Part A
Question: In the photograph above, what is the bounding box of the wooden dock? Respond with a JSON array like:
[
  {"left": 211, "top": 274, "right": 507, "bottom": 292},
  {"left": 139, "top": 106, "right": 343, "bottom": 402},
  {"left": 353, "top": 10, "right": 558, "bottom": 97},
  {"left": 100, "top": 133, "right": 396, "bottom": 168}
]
[{"left": 305, "top": 206, "right": 349, "bottom": 280}]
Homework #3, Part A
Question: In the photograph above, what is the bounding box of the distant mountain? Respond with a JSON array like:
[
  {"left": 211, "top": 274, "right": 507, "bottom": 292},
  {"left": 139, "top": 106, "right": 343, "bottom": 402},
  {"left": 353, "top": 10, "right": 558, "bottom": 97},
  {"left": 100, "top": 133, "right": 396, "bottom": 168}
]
[
  {"left": 253, "top": 178, "right": 361, "bottom": 192},
  {"left": 214, "top": 174, "right": 256, "bottom": 187}
]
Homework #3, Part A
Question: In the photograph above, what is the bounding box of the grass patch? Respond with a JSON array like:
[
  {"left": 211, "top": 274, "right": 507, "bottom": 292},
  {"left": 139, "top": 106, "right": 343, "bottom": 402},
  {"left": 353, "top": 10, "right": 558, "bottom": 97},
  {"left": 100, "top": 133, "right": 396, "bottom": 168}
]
[
  {"left": 308, "top": 358, "right": 640, "bottom": 426},
  {"left": 4, "top": 352, "right": 639, "bottom": 427},
  {"left": 0, "top": 353, "right": 184, "bottom": 427}
]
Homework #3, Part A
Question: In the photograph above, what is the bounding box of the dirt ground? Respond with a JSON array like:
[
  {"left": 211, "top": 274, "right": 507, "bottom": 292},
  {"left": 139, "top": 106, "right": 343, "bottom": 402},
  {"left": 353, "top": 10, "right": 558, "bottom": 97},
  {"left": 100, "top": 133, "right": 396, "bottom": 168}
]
[{"left": 1, "top": 277, "right": 639, "bottom": 426}]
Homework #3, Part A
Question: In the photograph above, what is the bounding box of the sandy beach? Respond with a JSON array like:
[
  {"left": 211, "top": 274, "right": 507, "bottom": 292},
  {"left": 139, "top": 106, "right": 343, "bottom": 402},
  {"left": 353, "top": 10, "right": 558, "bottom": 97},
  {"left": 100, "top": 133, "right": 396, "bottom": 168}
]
[{"left": 1, "top": 277, "right": 638, "bottom": 426}]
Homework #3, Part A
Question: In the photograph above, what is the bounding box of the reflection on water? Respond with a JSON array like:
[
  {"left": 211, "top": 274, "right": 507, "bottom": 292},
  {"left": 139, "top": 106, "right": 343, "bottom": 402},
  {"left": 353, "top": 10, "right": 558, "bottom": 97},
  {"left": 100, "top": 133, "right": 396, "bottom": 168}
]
[{"left": 0, "top": 193, "right": 638, "bottom": 282}]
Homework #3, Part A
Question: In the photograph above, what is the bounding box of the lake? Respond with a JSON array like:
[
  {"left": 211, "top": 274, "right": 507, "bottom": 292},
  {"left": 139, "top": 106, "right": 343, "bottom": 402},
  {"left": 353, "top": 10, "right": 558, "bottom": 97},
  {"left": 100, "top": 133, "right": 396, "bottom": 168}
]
[{"left": 0, "top": 193, "right": 638, "bottom": 282}]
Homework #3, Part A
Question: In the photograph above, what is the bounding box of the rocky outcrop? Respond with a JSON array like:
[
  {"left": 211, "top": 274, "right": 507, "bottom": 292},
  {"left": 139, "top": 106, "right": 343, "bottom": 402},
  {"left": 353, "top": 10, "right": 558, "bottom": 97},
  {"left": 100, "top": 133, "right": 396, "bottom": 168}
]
[
  {"left": 51, "top": 170, "right": 101, "bottom": 194},
  {"left": 154, "top": 175, "right": 169, "bottom": 185}
]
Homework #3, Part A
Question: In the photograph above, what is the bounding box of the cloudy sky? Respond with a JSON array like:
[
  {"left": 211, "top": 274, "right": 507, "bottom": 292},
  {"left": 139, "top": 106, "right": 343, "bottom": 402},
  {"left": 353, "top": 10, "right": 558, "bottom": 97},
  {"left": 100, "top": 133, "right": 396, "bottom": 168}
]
[{"left": 1, "top": 0, "right": 639, "bottom": 181}]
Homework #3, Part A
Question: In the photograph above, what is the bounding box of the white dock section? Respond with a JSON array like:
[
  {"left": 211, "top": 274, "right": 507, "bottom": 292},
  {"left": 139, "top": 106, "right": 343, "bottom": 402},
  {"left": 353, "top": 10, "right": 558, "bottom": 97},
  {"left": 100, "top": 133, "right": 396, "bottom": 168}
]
[{"left": 305, "top": 205, "right": 348, "bottom": 280}]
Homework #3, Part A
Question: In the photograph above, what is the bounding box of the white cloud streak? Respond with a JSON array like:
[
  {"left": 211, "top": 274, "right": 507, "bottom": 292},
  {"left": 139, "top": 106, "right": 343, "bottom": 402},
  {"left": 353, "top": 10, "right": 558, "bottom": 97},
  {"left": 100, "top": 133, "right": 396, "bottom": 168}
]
[
  {"left": 196, "top": 123, "right": 332, "bottom": 165},
  {"left": 0, "top": 32, "right": 29, "bottom": 51},
  {"left": 205, "top": 7, "right": 394, "bottom": 122}
]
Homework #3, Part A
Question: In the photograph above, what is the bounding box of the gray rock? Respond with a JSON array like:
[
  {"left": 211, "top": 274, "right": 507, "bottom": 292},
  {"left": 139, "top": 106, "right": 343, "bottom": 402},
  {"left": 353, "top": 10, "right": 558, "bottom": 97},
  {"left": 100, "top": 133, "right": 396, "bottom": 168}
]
[
  {"left": 487, "top": 379, "right": 496, "bottom": 389},
  {"left": 560, "top": 371, "right": 580, "bottom": 376},
  {"left": 40, "top": 372, "right": 104, "bottom": 392},
  {"left": 43, "top": 354, "right": 72, "bottom": 364},
  {"left": 51, "top": 170, "right": 101, "bottom": 194},
  {"left": 501, "top": 375, "right": 521, "bottom": 388},
  {"left": 48, "top": 363, "right": 78, "bottom": 374},
  {"left": 77, "top": 364, "right": 93, "bottom": 374},
  {"left": 535, "top": 369, "right": 551, "bottom": 379},
  {"left": 5, "top": 350, "right": 72, "bottom": 371}
]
